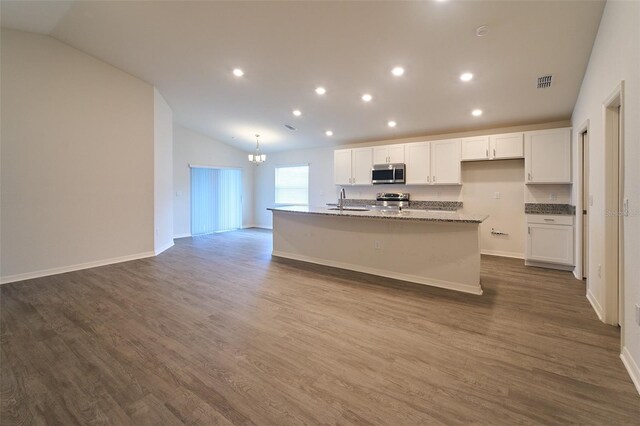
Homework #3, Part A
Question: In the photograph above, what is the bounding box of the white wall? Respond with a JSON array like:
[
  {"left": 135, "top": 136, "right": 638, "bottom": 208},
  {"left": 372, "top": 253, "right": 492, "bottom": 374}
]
[
  {"left": 173, "top": 124, "right": 254, "bottom": 237},
  {"left": 571, "top": 0, "right": 640, "bottom": 390},
  {"left": 461, "top": 160, "right": 525, "bottom": 258},
  {"left": 1, "top": 29, "right": 155, "bottom": 282},
  {"left": 153, "top": 88, "right": 174, "bottom": 254}
]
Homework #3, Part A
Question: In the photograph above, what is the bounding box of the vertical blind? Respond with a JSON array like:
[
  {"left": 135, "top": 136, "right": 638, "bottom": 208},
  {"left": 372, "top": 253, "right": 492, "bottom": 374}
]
[
  {"left": 275, "top": 165, "right": 309, "bottom": 205},
  {"left": 191, "top": 167, "right": 242, "bottom": 235}
]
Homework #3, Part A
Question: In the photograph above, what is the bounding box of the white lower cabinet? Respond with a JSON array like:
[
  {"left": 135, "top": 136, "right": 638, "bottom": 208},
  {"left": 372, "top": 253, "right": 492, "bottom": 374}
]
[{"left": 525, "top": 215, "right": 574, "bottom": 269}]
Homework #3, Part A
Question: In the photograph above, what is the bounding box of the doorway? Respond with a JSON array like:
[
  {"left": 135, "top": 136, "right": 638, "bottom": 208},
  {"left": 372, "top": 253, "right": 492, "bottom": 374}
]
[
  {"left": 602, "top": 82, "right": 624, "bottom": 329},
  {"left": 190, "top": 166, "right": 243, "bottom": 236}
]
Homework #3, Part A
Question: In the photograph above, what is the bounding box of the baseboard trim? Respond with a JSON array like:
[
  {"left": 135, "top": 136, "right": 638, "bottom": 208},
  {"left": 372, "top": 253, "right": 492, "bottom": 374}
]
[
  {"left": 173, "top": 233, "right": 192, "bottom": 239},
  {"left": 255, "top": 225, "right": 273, "bottom": 230},
  {"left": 586, "top": 289, "right": 604, "bottom": 321},
  {"left": 525, "top": 259, "right": 575, "bottom": 271},
  {"left": 272, "top": 250, "right": 483, "bottom": 295},
  {"left": 0, "top": 251, "right": 156, "bottom": 285},
  {"left": 481, "top": 250, "right": 524, "bottom": 259},
  {"left": 621, "top": 347, "right": 640, "bottom": 396},
  {"left": 154, "top": 240, "right": 175, "bottom": 256}
]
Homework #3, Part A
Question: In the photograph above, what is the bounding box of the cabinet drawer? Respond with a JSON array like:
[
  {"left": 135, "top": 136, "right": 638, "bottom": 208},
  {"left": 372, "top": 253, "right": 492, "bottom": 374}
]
[{"left": 526, "top": 215, "right": 573, "bottom": 226}]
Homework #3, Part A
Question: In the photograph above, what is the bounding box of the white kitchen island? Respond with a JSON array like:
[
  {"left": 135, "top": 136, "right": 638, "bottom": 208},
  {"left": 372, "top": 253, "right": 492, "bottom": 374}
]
[{"left": 268, "top": 206, "right": 488, "bottom": 295}]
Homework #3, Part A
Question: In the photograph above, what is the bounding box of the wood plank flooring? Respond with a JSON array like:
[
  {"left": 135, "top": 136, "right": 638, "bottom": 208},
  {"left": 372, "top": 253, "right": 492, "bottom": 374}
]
[{"left": 1, "top": 228, "right": 639, "bottom": 425}]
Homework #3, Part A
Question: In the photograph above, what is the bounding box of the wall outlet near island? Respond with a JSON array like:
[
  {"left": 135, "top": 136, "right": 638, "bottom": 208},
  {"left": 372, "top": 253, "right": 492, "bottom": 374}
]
[{"left": 548, "top": 192, "right": 558, "bottom": 201}]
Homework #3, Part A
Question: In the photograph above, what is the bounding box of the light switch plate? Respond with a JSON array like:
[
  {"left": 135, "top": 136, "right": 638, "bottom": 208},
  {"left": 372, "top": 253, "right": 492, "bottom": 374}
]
[{"left": 494, "top": 192, "right": 500, "bottom": 199}]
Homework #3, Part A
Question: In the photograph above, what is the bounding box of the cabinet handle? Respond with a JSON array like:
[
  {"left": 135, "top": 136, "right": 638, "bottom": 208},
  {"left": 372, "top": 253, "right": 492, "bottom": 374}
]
[
  {"left": 486, "top": 149, "right": 488, "bottom": 158},
  {"left": 528, "top": 226, "right": 531, "bottom": 235},
  {"left": 433, "top": 176, "right": 436, "bottom": 183},
  {"left": 427, "top": 176, "right": 430, "bottom": 183},
  {"left": 493, "top": 149, "right": 496, "bottom": 157},
  {"left": 544, "top": 218, "right": 555, "bottom": 222},
  {"left": 528, "top": 173, "right": 531, "bottom": 181}
]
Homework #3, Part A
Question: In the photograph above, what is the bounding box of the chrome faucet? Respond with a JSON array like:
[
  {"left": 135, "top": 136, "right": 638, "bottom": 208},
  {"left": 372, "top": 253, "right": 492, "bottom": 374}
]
[{"left": 339, "top": 188, "right": 346, "bottom": 211}]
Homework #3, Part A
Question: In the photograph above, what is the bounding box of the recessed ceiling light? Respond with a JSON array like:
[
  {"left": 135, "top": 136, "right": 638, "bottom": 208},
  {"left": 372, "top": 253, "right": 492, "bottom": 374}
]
[
  {"left": 232, "top": 68, "right": 244, "bottom": 77},
  {"left": 325, "top": 130, "right": 333, "bottom": 136},
  {"left": 391, "top": 67, "right": 405, "bottom": 77},
  {"left": 362, "top": 94, "right": 373, "bottom": 102},
  {"left": 315, "top": 87, "right": 326, "bottom": 95},
  {"left": 472, "top": 109, "right": 483, "bottom": 117},
  {"left": 292, "top": 109, "right": 302, "bottom": 116},
  {"left": 387, "top": 121, "right": 397, "bottom": 128},
  {"left": 476, "top": 25, "right": 489, "bottom": 37},
  {"left": 460, "top": 72, "right": 473, "bottom": 82}
]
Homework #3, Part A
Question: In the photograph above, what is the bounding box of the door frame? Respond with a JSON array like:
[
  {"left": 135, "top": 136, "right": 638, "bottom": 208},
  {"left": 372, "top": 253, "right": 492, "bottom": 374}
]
[
  {"left": 575, "top": 120, "right": 590, "bottom": 283},
  {"left": 601, "top": 81, "right": 625, "bottom": 334}
]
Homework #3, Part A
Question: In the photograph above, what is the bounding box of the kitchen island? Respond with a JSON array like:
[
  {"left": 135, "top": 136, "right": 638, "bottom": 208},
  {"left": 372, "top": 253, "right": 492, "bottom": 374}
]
[{"left": 268, "top": 206, "right": 488, "bottom": 295}]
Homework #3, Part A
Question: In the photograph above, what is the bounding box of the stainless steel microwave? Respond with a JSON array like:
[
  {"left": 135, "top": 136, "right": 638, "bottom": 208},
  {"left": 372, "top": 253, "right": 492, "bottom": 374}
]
[{"left": 371, "top": 163, "right": 405, "bottom": 184}]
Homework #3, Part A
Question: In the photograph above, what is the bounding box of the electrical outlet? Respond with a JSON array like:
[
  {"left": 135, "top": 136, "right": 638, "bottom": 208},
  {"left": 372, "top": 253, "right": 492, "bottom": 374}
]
[
  {"left": 494, "top": 192, "right": 500, "bottom": 199},
  {"left": 636, "top": 304, "right": 640, "bottom": 326},
  {"left": 549, "top": 193, "right": 558, "bottom": 201},
  {"left": 374, "top": 240, "right": 382, "bottom": 250},
  {"left": 598, "top": 264, "right": 602, "bottom": 278}
]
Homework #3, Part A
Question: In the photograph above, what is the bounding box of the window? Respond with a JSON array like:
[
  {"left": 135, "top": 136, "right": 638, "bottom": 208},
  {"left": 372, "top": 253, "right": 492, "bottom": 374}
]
[{"left": 275, "top": 165, "right": 309, "bottom": 205}]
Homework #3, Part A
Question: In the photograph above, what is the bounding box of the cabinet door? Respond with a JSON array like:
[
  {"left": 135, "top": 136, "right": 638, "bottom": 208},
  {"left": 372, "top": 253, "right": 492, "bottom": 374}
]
[
  {"left": 525, "top": 128, "right": 571, "bottom": 183},
  {"left": 373, "top": 146, "right": 389, "bottom": 164},
  {"left": 490, "top": 132, "right": 523, "bottom": 159},
  {"left": 388, "top": 144, "right": 405, "bottom": 163},
  {"left": 461, "top": 136, "right": 490, "bottom": 161},
  {"left": 405, "top": 142, "right": 431, "bottom": 185},
  {"left": 431, "top": 139, "right": 461, "bottom": 185},
  {"left": 352, "top": 148, "right": 373, "bottom": 185},
  {"left": 526, "top": 224, "right": 574, "bottom": 265},
  {"left": 334, "top": 149, "right": 352, "bottom": 185}
]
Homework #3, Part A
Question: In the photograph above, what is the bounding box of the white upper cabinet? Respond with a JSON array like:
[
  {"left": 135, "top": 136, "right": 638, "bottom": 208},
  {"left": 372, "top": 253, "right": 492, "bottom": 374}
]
[
  {"left": 334, "top": 149, "right": 353, "bottom": 185},
  {"left": 405, "top": 142, "right": 431, "bottom": 185},
  {"left": 334, "top": 147, "right": 373, "bottom": 185},
  {"left": 525, "top": 128, "right": 572, "bottom": 184},
  {"left": 431, "top": 139, "right": 461, "bottom": 185},
  {"left": 373, "top": 144, "right": 405, "bottom": 164},
  {"left": 490, "top": 132, "right": 524, "bottom": 159},
  {"left": 461, "top": 136, "right": 490, "bottom": 161},
  {"left": 461, "top": 133, "right": 524, "bottom": 161},
  {"left": 351, "top": 148, "right": 373, "bottom": 185}
]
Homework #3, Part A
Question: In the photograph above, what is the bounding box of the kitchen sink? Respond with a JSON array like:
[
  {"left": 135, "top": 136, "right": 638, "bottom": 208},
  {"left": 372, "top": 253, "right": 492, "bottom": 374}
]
[{"left": 327, "top": 207, "right": 370, "bottom": 211}]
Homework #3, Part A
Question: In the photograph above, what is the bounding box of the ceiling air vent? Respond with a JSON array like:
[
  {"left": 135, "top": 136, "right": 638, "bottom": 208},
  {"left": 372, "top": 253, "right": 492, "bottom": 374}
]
[
  {"left": 284, "top": 124, "right": 296, "bottom": 131},
  {"left": 537, "top": 74, "right": 553, "bottom": 89}
]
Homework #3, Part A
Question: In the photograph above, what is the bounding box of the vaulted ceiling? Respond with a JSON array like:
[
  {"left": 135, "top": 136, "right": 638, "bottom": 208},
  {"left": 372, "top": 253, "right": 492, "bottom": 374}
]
[{"left": 1, "top": 1, "right": 605, "bottom": 153}]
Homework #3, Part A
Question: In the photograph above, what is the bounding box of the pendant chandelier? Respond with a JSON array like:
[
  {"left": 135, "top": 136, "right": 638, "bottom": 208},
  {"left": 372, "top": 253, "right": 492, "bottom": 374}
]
[{"left": 248, "top": 134, "right": 266, "bottom": 165}]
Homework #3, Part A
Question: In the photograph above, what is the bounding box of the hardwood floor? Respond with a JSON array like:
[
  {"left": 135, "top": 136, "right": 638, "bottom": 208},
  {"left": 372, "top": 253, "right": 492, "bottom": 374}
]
[{"left": 2, "top": 228, "right": 639, "bottom": 425}]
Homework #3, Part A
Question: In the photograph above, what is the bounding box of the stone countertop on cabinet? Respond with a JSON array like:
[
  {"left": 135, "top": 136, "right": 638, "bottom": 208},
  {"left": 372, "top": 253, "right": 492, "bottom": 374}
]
[
  {"left": 268, "top": 205, "right": 488, "bottom": 224},
  {"left": 525, "top": 203, "right": 576, "bottom": 215}
]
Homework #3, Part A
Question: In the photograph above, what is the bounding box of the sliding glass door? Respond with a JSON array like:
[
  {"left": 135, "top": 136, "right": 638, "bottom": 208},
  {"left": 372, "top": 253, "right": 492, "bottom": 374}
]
[{"left": 190, "top": 167, "right": 242, "bottom": 235}]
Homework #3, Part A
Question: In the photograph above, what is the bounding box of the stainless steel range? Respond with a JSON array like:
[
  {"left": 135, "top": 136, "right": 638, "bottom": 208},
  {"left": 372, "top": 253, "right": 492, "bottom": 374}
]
[{"left": 371, "top": 192, "right": 410, "bottom": 211}]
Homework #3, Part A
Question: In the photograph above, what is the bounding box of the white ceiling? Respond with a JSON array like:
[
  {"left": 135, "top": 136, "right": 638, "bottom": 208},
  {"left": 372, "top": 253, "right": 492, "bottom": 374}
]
[{"left": 1, "top": 1, "right": 605, "bottom": 153}]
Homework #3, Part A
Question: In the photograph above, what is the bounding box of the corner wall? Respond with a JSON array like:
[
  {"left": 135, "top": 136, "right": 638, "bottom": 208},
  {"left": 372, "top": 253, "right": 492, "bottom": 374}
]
[
  {"left": 154, "top": 88, "right": 174, "bottom": 254},
  {"left": 571, "top": 0, "right": 640, "bottom": 393},
  {"left": 172, "top": 124, "right": 254, "bottom": 237},
  {"left": 1, "top": 28, "right": 155, "bottom": 282}
]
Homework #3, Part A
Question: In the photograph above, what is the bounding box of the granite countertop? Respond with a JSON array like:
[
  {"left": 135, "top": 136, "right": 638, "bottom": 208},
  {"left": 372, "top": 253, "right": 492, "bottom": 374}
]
[
  {"left": 525, "top": 203, "right": 576, "bottom": 215},
  {"left": 268, "top": 205, "right": 488, "bottom": 224}
]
